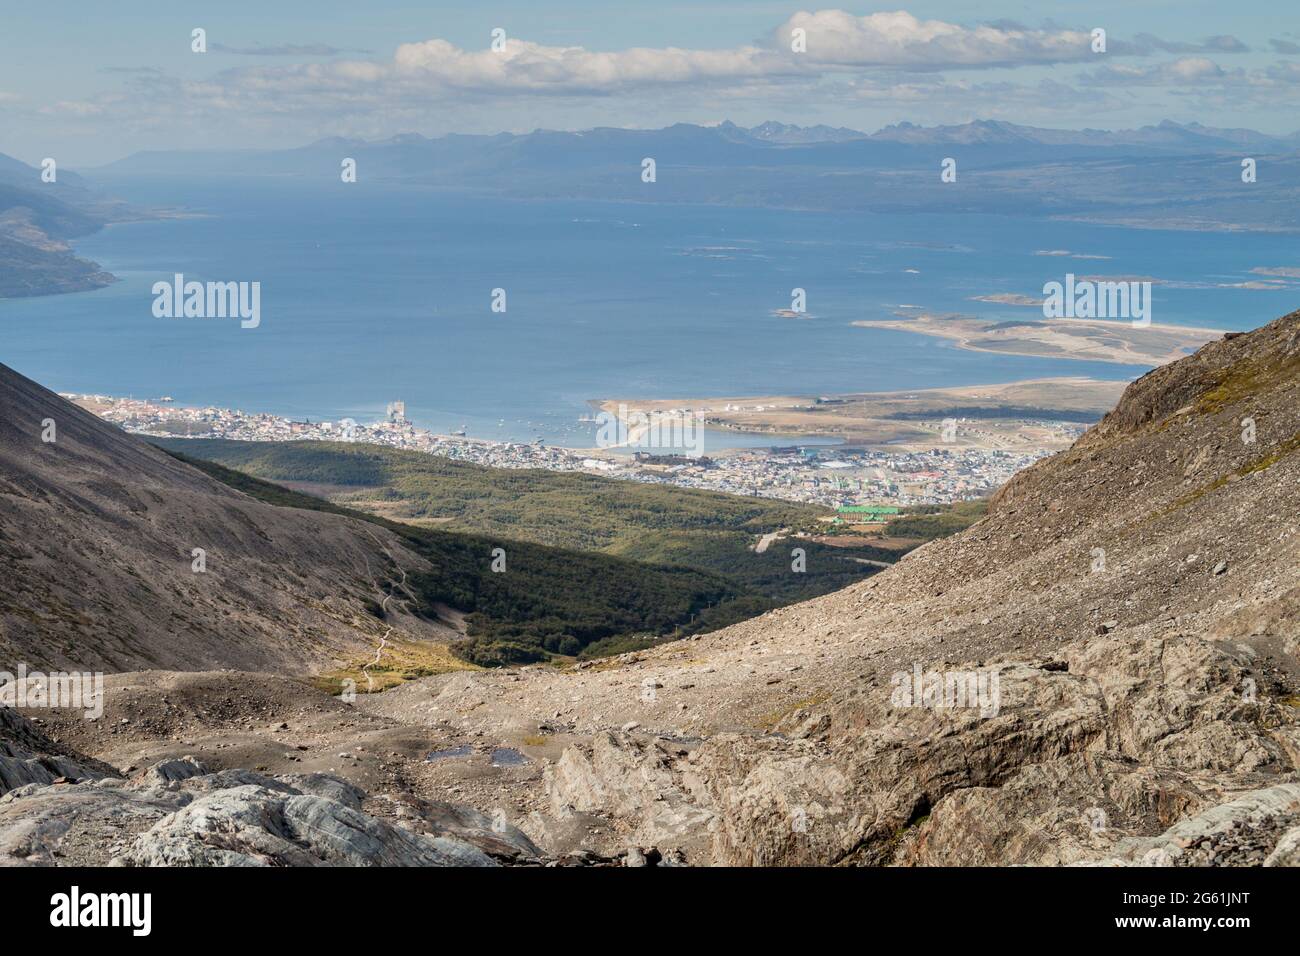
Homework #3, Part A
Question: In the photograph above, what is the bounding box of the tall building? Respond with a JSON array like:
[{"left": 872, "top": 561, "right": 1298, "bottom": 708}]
[{"left": 386, "top": 400, "right": 407, "bottom": 423}]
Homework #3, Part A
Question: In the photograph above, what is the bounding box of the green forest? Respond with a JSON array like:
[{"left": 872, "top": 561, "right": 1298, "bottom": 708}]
[{"left": 157, "top": 439, "right": 981, "bottom": 665}]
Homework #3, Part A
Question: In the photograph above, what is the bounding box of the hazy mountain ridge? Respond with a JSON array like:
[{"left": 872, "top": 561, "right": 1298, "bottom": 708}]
[
  {"left": 91, "top": 119, "right": 1300, "bottom": 232},
  {"left": 101, "top": 118, "right": 1300, "bottom": 172},
  {"left": 0, "top": 155, "right": 127, "bottom": 298}
]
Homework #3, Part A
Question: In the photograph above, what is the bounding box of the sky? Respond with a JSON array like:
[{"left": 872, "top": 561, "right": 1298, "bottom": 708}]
[{"left": 3, "top": 2, "right": 1299, "bottom": 166}]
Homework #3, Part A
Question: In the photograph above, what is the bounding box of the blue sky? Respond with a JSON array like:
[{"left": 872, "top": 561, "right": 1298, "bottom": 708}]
[{"left": 3, "top": 2, "right": 1298, "bottom": 165}]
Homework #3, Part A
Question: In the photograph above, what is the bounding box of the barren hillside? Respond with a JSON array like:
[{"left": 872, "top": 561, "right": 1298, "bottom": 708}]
[{"left": 0, "top": 362, "right": 445, "bottom": 673}]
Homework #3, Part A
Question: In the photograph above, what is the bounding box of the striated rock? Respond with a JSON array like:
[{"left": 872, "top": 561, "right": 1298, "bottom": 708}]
[
  {"left": 540, "top": 632, "right": 1299, "bottom": 867},
  {"left": 114, "top": 785, "right": 497, "bottom": 867},
  {"left": 382, "top": 793, "right": 541, "bottom": 862},
  {"left": 1263, "top": 826, "right": 1300, "bottom": 866},
  {"left": 134, "top": 756, "right": 209, "bottom": 788},
  {"left": 0, "top": 705, "right": 119, "bottom": 796},
  {"left": 0, "top": 746, "right": 531, "bottom": 867},
  {"left": 545, "top": 732, "right": 715, "bottom": 857},
  {"left": 1087, "top": 784, "right": 1300, "bottom": 866},
  {"left": 0, "top": 779, "right": 185, "bottom": 866}
]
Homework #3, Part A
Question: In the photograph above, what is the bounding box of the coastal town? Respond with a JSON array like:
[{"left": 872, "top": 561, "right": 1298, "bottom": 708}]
[{"left": 67, "top": 393, "right": 1083, "bottom": 509}]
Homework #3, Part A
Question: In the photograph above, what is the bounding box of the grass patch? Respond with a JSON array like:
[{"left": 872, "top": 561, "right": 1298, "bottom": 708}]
[
  {"left": 309, "top": 638, "right": 480, "bottom": 695},
  {"left": 881, "top": 500, "right": 987, "bottom": 540}
]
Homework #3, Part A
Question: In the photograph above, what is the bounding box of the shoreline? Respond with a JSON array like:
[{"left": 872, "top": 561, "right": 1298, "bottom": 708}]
[
  {"left": 65, "top": 366, "right": 1124, "bottom": 459},
  {"left": 851, "top": 313, "right": 1223, "bottom": 367},
  {"left": 596, "top": 376, "right": 1125, "bottom": 449},
  {"left": 66, "top": 386, "right": 1079, "bottom": 508}
]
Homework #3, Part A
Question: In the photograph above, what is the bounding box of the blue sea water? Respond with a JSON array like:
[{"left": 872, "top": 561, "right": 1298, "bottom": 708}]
[{"left": 2, "top": 177, "right": 1295, "bottom": 447}]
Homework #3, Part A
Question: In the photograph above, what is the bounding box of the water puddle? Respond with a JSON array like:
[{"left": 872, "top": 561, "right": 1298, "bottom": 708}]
[
  {"left": 490, "top": 747, "right": 528, "bottom": 767},
  {"left": 425, "top": 745, "right": 472, "bottom": 762}
]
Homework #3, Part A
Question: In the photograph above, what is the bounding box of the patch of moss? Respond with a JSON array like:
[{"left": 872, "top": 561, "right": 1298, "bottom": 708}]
[
  {"left": 1197, "top": 351, "right": 1300, "bottom": 415},
  {"left": 757, "top": 691, "right": 830, "bottom": 731},
  {"left": 1153, "top": 430, "right": 1300, "bottom": 521}
]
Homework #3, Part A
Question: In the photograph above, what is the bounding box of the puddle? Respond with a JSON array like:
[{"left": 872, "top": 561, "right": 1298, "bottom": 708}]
[
  {"left": 425, "top": 745, "right": 472, "bottom": 762},
  {"left": 490, "top": 747, "right": 528, "bottom": 767}
]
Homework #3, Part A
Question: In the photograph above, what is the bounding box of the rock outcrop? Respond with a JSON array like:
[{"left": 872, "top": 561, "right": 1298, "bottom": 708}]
[
  {"left": 0, "top": 703, "right": 117, "bottom": 793},
  {"left": 0, "top": 711, "right": 537, "bottom": 867}
]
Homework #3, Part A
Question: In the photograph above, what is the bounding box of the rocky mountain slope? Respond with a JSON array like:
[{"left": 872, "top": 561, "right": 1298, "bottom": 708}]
[
  {"left": 0, "top": 361, "right": 447, "bottom": 672},
  {"left": 352, "top": 309, "right": 1300, "bottom": 865},
  {"left": 528, "top": 309, "right": 1300, "bottom": 865}
]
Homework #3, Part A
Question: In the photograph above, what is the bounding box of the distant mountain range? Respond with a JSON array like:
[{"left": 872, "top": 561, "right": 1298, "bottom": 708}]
[
  {"left": 96, "top": 118, "right": 1300, "bottom": 176},
  {"left": 85, "top": 118, "right": 1300, "bottom": 234},
  {"left": 868, "top": 118, "right": 1300, "bottom": 151}
]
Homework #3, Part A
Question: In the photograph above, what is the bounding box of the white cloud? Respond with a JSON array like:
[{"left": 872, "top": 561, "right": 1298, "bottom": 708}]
[
  {"left": 1081, "top": 57, "right": 1238, "bottom": 87},
  {"left": 772, "top": 10, "right": 1103, "bottom": 70},
  {"left": 1079, "top": 57, "right": 1300, "bottom": 110},
  {"left": 388, "top": 38, "right": 794, "bottom": 92},
  {"left": 132, "top": 9, "right": 1147, "bottom": 117}
]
